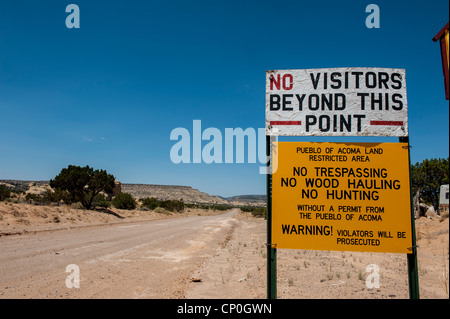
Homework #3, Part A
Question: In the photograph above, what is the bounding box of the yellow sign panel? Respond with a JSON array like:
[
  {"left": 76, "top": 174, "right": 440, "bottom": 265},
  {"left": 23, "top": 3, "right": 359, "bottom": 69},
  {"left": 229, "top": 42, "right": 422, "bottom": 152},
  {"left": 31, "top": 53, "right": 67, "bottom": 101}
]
[{"left": 272, "top": 142, "right": 413, "bottom": 254}]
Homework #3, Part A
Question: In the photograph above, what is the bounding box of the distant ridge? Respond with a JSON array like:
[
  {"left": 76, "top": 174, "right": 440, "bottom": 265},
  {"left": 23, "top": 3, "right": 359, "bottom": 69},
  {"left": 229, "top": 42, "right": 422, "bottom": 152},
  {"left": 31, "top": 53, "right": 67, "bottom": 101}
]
[
  {"left": 0, "top": 180, "right": 49, "bottom": 192},
  {"left": 225, "top": 195, "right": 266, "bottom": 204},
  {"left": 121, "top": 183, "right": 228, "bottom": 205},
  {"left": 0, "top": 180, "right": 265, "bottom": 206}
]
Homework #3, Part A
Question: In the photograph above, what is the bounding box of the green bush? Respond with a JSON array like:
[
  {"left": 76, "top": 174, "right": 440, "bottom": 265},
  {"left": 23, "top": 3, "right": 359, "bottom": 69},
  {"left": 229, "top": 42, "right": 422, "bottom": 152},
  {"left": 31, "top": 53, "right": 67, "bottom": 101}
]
[
  {"left": 0, "top": 185, "right": 11, "bottom": 201},
  {"left": 93, "top": 193, "right": 111, "bottom": 208},
  {"left": 41, "top": 190, "right": 62, "bottom": 204},
  {"left": 71, "top": 202, "right": 84, "bottom": 209},
  {"left": 112, "top": 192, "right": 136, "bottom": 210},
  {"left": 184, "top": 203, "right": 233, "bottom": 211},
  {"left": 154, "top": 207, "right": 170, "bottom": 215},
  {"left": 24, "top": 189, "right": 71, "bottom": 205},
  {"left": 25, "top": 193, "right": 42, "bottom": 203},
  {"left": 211, "top": 204, "right": 233, "bottom": 211},
  {"left": 241, "top": 206, "right": 266, "bottom": 218},
  {"left": 160, "top": 199, "right": 184, "bottom": 213},
  {"left": 141, "top": 197, "right": 160, "bottom": 210},
  {"left": 411, "top": 157, "right": 449, "bottom": 209},
  {"left": 52, "top": 188, "right": 73, "bottom": 204},
  {"left": 141, "top": 197, "right": 184, "bottom": 213}
]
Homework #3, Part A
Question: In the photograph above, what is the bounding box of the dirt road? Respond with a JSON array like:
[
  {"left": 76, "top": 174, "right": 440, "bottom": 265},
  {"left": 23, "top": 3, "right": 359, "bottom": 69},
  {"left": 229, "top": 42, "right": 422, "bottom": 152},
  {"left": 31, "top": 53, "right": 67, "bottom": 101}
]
[
  {"left": 0, "top": 203, "right": 448, "bottom": 299},
  {"left": 0, "top": 210, "right": 238, "bottom": 298}
]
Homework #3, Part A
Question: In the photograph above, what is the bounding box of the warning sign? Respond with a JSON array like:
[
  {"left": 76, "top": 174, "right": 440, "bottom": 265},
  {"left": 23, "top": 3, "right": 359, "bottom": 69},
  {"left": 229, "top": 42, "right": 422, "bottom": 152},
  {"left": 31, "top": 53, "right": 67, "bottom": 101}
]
[
  {"left": 272, "top": 142, "right": 413, "bottom": 253},
  {"left": 266, "top": 68, "right": 408, "bottom": 137}
]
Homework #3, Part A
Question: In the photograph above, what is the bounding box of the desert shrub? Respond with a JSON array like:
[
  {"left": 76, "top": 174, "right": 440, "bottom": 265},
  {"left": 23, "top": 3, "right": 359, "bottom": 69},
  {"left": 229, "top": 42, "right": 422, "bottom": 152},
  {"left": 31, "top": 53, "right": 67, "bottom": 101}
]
[
  {"left": 411, "top": 157, "right": 449, "bottom": 209},
  {"left": 96, "top": 199, "right": 111, "bottom": 208},
  {"left": 25, "top": 193, "right": 43, "bottom": 203},
  {"left": 53, "top": 188, "right": 73, "bottom": 204},
  {"left": 211, "top": 204, "right": 233, "bottom": 211},
  {"left": 0, "top": 185, "right": 11, "bottom": 201},
  {"left": 41, "top": 190, "right": 64, "bottom": 204},
  {"left": 24, "top": 190, "right": 68, "bottom": 205},
  {"left": 154, "top": 207, "right": 170, "bottom": 215},
  {"left": 112, "top": 193, "right": 136, "bottom": 210},
  {"left": 185, "top": 203, "right": 233, "bottom": 211},
  {"left": 253, "top": 207, "right": 266, "bottom": 218},
  {"left": 160, "top": 199, "right": 184, "bottom": 213},
  {"left": 141, "top": 197, "right": 160, "bottom": 210},
  {"left": 93, "top": 193, "right": 111, "bottom": 208},
  {"left": 241, "top": 206, "right": 266, "bottom": 218},
  {"left": 141, "top": 197, "right": 184, "bottom": 213},
  {"left": 71, "top": 202, "right": 84, "bottom": 209}
]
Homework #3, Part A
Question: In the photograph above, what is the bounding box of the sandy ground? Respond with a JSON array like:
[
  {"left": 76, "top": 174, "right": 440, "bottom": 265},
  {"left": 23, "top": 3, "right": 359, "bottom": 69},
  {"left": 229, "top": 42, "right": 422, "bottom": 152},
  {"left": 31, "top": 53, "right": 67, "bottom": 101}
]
[
  {"left": 0, "top": 202, "right": 222, "bottom": 236},
  {"left": 189, "top": 213, "right": 449, "bottom": 299},
  {"left": 0, "top": 202, "right": 448, "bottom": 299}
]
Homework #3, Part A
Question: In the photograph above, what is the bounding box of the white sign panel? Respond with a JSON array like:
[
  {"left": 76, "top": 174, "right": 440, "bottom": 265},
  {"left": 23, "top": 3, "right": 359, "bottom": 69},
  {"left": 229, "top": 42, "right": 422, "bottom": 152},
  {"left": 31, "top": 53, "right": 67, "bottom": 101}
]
[{"left": 265, "top": 68, "right": 408, "bottom": 137}]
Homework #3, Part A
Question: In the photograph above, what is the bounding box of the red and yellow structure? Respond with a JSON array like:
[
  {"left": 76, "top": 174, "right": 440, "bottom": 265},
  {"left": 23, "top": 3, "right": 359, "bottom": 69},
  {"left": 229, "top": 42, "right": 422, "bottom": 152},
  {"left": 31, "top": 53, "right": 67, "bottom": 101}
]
[{"left": 433, "top": 22, "right": 449, "bottom": 100}]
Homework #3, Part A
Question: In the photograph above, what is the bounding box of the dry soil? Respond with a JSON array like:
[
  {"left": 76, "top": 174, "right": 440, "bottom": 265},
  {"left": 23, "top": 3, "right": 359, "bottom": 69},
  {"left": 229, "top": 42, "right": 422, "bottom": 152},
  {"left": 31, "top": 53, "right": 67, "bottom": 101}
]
[{"left": 0, "top": 202, "right": 448, "bottom": 299}]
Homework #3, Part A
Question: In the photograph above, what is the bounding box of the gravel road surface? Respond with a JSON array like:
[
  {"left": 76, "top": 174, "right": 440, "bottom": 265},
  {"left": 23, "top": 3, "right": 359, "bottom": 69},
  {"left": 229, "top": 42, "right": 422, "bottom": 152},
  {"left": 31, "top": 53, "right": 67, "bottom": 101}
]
[{"left": 0, "top": 210, "right": 237, "bottom": 298}]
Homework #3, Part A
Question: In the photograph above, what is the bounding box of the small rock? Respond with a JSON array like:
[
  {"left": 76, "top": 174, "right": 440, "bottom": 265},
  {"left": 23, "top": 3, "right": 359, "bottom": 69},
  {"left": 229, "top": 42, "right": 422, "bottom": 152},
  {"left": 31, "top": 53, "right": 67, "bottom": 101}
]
[{"left": 191, "top": 278, "right": 202, "bottom": 282}]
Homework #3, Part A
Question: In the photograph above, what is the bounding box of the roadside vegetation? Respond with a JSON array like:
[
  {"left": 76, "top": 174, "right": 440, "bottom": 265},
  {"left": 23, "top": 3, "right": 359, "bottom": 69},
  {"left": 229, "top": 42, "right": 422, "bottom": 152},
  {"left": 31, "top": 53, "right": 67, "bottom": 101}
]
[
  {"left": 1, "top": 165, "right": 267, "bottom": 217},
  {"left": 411, "top": 157, "right": 449, "bottom": 209},
  {"left": 3, "top": 157, "right": 449, "bottom": 219}
]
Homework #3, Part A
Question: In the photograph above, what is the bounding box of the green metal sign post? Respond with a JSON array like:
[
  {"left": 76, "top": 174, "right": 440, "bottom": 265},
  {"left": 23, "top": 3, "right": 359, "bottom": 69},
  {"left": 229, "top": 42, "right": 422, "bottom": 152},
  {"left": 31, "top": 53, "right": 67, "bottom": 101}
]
[
  {"left": 266, "top": 135, "right": 277, "bottom": 299},
  {"left": 401, "top": 136, "right": 420, "bottom": 299}
]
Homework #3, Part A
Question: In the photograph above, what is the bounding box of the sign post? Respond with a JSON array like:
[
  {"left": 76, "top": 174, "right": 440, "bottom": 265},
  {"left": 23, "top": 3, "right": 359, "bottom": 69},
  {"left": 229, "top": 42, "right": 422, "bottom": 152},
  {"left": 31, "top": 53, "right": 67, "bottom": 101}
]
[
  {"left": 266, "top": 136, "right": 277, "bottom": 300},
  {"left": 265, "top": 67, "right": 419, "bottom": 299},
  {"left": 400, "top": 136, "right": 420, "bottom": 299}
]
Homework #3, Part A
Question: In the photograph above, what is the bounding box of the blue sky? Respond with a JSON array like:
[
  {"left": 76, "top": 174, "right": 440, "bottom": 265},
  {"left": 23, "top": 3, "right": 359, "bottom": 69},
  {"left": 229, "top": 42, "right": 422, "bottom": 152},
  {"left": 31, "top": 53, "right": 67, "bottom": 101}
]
[{"left": 0, "top": 0, "right": 448, "bottom": 197}]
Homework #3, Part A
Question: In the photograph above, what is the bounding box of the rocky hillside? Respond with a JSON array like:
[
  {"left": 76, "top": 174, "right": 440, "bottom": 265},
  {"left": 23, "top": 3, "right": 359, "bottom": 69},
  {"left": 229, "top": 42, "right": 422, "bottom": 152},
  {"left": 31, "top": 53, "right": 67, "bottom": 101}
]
[
  {"left": 121, "top": 184, "right": 228, "bottom": 205},
  {"left": 225, "top": 195, "right": 266, "bottom": 204},
  {"left": 0, "top": 180, "right": 48, "bottom": 192},
  {"left": 1, "top": 180, "right": 265, "bottom": 206}
]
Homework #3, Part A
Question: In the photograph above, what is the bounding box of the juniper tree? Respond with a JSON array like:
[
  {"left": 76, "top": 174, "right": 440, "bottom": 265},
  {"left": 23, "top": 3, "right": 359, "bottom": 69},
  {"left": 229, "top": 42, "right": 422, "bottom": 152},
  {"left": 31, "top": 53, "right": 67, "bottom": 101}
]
[{"left": 50, "top": 165, "right": 115, "bottom": 210}]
